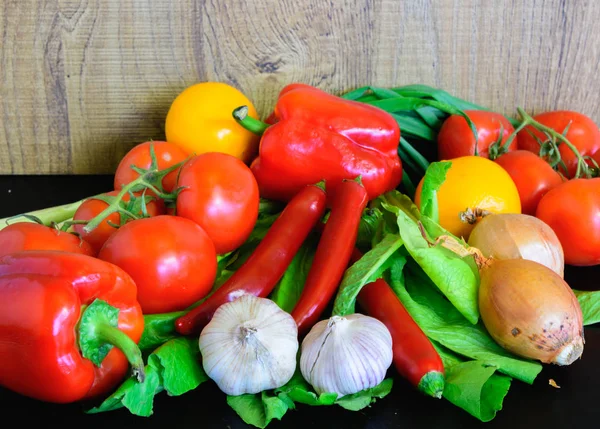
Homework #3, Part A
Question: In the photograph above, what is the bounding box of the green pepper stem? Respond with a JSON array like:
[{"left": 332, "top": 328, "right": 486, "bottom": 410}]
[
  {"left": 232, "top": 106, "right": 270, "bottom": 136},
  {"left": 0, "top": 198, "right": 94, "bottom": 231},
  {"left": 94, "top": 323, "right": 145, "bottom": 383}
]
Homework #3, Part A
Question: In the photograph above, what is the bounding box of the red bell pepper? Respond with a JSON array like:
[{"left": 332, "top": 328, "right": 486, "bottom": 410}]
[
  {"left": 0, "top": 251, "right": 145, "bottom": 403},
  {"left": 234, "top": 83, "right": 402, "bottom": 201}
]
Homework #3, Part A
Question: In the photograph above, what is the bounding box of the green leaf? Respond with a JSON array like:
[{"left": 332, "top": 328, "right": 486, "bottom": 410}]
[
  {"left": 276, "top": 371, "right": 338, "bottom": 406},
  {"left": 356, "top": 208, "right": 384, "bottom": 251},
  {"left": 391, "top": 113, "right": 437, "bottom": 141},
  {"left": 79, "top": 299, "right": 120, "bottom": 366},
  {"left": 86, "top": 337, "right": 207, "bottom": 416},
  {"left": 138, "top": 311, "right": 184, "bottom": 351},
  {"left": 332, "top": 234, "right": 404, "bottom": 316},
  {"left": 335, "top": 379, "right": 394, "bottom": 411},
  {"left": 383, "top": 200, "right": 480, "bottom": 324},
  {"left": 148, "top": 337, "right": 208, "bottom": 396},
  {"left": 419, "top": 161, "right": 452, "bottom": 223},
  {"left": 227, "top": 392, "right": 290, "bottom": 429},
  {"left": 86, "top": 364, "right": 163, "bottom": 416},
  {"left": 573, "top": 289, "right": 600, "bottom": 325},
  {"left": 433, "top": 341, "right": 511, "bottom": 422},
  {"left": 416, "top": 106, "right": 444, "bottom": 130},
  {"left": 388, "top": 262, "right": 542, "bottom": 384},
  {"left": 270, "top": 235, "right": 318, "bottom": 313}
]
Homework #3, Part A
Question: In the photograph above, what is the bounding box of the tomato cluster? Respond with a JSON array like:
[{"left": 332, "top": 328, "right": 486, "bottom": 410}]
[
  {"left": 2, "top": 141, "right": 260, "bottom": 315},
  {"left": 436, "top": 110, "right": 600, "bottom": 266}
]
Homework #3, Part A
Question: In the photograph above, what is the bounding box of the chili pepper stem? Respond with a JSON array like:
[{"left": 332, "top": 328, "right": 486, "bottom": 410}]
[
  {"left": 232, "top": 106, "right": 270, "bottom": 136},
  {"left": 94, "top": 323, "right": 146, "bottom": 383},
  {"left": 418, "top": 371, "right": 445, "bottom": 399}
]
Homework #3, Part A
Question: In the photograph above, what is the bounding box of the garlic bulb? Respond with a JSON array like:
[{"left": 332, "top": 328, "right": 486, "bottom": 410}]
[
  {"left": 300, "top": 314, "right": 392, "bottom": 398},
  {"left": 199, "top": 295, "right": 298, "bottom": 396}
]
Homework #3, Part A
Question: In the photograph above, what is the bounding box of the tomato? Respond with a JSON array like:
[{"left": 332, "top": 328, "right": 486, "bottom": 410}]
[
  {"left": 114, "top": 141, "right": 189, "bottom": 193},
  {"left": 165, "top": 82, "right": 261, "bottom": 164},
  {"left": 98, "top": 215, "right": 217, "bottom": 314},
  {"left": 414, "top": 156, "right": 521, "bottom": 239},
  {"left": 494, "top": 150, "right": 564, "bottom": 215},
  {"left": 437, "top": 111, "right": 517, "bottom": 160},
  {"left": 517, "top": 111, "right": 600, "bottom": 178},
  {"left": 176, "top": 152, "right": 259, "bottom": 254},
  {"left": 0, "top": 222, "right": 94, "bottom": 258},
  {"left": 536, "top": 178, "right": 600, "bottom": 266},
  {"left": 73, "top": 191, "right": 166, "bottom": 254}
]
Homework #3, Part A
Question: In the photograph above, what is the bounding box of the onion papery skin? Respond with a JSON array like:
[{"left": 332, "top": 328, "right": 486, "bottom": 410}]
[
  {"left": 468, "top": 213, "right": 564, "bottom": 277},
  {"left": 478, "top": 258, "right": 583, "bottom": 365}
]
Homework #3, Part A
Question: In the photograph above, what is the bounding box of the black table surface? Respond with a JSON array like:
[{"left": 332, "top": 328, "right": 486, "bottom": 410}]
[{"left": 1, "top": 174, "right": 599, "bottom": 429}]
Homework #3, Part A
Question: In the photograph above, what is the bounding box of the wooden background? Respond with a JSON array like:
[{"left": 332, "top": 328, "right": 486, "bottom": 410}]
[{"left": 1, "top": 0, "right": 599, "bottom": 174}]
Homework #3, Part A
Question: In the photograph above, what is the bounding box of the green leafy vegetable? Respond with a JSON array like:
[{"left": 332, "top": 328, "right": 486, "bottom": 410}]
[
  {"left": 335, "top": 379, "right": 393, "bottom": 411},
  {"left": 138, "top": 310, "right": 185, "bottom": 351},
  {"left": 573, "top": 289, "right": 600, "bottom": 325},
  {"left": 419, "top": 161, "right": 452, "bottom": 223},
  {"left": 87, "top": 337, "right": 207, "bottom": 416},
  {"left": 434, "top": 341, "right": 512, "bottom": 422},
  {"left": 275, "top": 371, "right": 338, "bottom": 406},
  {"left": 332, "top": 233, "right": 404, "bottom": 316},
  {"left": 227, "top": 392, "right": 290, "bottom": 429},
  {"left": 270, "top": 236, "right": 318, "bottom": 313},
  {"left": 382, "top": 200, "right": 480, "bottom": 324},
  {"left": 388, "top": 259, "right": 542, "bottom": 384},
  {"left": 227, "top": 371, "right": 394, "bottom": 428}
]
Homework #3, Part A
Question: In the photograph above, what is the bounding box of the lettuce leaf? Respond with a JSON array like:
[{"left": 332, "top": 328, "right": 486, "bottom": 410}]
[
  {"left": 433, "top": 341, "right": 512, "bottom": 422},
  {"left": 573, "top": 289, "right": 600, "bottom": 326},
  {"left": 383, "top": 201, "right": 480, "bottom": 324},
  {"left": 87, "top": 337, "right": 207, "bottom": 416},
  {"left": 388, "top": 258, "right": 542, "bottom": 384},
  {"left": 332, "top": 233, "right": 404, "bottom": 316}
]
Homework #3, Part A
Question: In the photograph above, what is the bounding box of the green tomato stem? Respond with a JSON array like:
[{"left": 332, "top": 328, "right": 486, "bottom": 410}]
[
  {"left": 0, "top": 198, "right": 94, "bottom": 231},
  {"left": 514, "top": 107, "right": 590, "bottom": 178}
]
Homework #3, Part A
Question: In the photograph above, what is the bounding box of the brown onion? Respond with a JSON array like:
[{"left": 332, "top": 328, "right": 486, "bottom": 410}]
[
  {"left": 468, "top": 213, "right": 564, "bottom": 277},
  {"left": 478, "top": 258, "right": 584, "bottom": 365}
]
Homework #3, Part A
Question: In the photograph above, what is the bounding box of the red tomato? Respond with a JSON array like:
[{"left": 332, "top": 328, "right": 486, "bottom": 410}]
[
  {"left": 437, "top": 110, "right": 517, "bottom": 160},
  {"left": 536, "top": 178, "right": 600, "bottom": 266},
  {"left": 0, "top": 223, "right": 94, "bottom": 258},
  {"left": 114, "top": 141, "right": 190, "bottom": 193},
  {"left": 176, "top": 152, "right": 259, "bottom": 254},
  {"left": 73, "top": 191, "right": 165, "bottom": 254},
  {"left": 494, "top": 150, "right": 564, "bottom": 215},
  {"left": 517, "top": 111, "right": 600, "bottom": 178},
  {"left": 98, "top": 215, "right": 217, "bottom": 314}
]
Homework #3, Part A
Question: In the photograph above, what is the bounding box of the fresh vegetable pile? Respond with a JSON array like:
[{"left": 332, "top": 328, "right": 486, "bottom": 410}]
[{"left": 1, "top": 81, "right": 600, "bottom": 427}]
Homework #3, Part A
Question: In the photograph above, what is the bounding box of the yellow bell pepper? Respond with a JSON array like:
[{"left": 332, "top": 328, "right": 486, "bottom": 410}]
[{"left": 165, "top": 82, "right": 260, "bottom": 164}]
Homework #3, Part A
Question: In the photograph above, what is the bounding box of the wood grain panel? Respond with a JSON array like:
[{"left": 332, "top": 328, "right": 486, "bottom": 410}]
[{"left": 1, "top": 0, "right": 599, "bottom": 174}]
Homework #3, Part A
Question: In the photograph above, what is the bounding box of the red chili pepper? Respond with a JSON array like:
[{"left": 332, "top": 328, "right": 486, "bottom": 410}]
[
  {"left": 234, "top": 83, "right": 402, "bottom": 202},
  {"left": 175, "top": 183, "right": 327, "bottom": 336},
  {"left": 0, "top": 251, "right": 145, "bottom": 403},
  {"left": 354, "top": 250, "right": 445, "bottom": 398},
  {"left": 291, "top": 179, "right": 368, "bottom": 336}
]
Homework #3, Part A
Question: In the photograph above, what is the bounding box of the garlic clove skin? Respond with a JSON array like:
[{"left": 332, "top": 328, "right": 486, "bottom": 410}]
[
  {"left": 300, "top": 314, "right": 393, "bottom": 398},
  {"left": 199, "top": 295, "right": 299, "bottom": 396}
]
